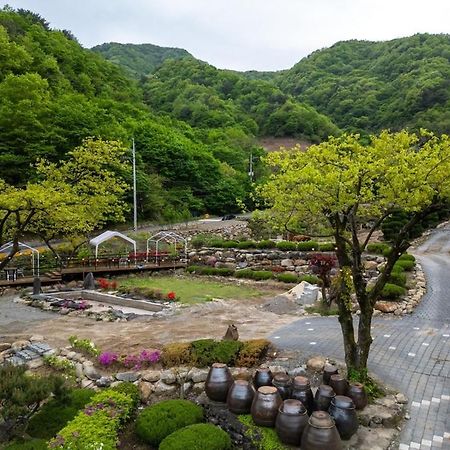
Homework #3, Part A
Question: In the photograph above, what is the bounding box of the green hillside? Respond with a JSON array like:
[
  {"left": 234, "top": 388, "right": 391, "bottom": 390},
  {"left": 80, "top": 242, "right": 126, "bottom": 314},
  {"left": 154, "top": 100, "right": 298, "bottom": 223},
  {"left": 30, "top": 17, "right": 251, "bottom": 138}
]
[
  {"left": 277, "top": 34, "right": 450, "bottom": 133},
  {"left": 92, "top": 42, "right": 192, "bottom": 79},
  {"left": 143, "top": 58, "right": 340, "bottom": 141}
]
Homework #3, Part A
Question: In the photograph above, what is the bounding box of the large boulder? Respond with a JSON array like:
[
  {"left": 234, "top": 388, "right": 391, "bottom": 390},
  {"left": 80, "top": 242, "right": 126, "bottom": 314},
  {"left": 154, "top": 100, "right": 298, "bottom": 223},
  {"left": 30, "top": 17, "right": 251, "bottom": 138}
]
[{"left": 288, "top": 281, "right": 319, "bottom": 305}]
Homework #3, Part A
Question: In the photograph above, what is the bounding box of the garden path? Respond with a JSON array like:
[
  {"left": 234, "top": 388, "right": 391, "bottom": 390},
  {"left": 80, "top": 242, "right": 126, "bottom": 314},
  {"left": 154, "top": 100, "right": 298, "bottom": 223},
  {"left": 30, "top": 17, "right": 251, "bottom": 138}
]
[{"left": 271, "top": 224, "right": 450, "bottom": 450}]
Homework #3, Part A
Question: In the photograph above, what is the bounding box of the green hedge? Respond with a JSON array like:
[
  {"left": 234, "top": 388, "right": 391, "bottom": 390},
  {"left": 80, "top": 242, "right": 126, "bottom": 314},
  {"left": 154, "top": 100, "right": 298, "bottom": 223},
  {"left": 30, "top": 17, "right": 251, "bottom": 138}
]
[
  {"left": 275, "top": 241, "right": 297, "bottom": 251},
  {"left": 186, "top": 266, "right": 234, "bottom": 276},
  {"left": 276, "top": 273, "right": 299, "bottom": 283},
  {"left": 160, "top": 423, "right": 232, "bottom": 450},
  {"left": 297, "top": 241, "right": 319, "bottom": 251},
  {"left": 190, "top": 339, "right": 243, "bottom": 366},
  {"left": 318, "top": 242, "right": 336, "bottom": 251},
  {"left": 380, "top": 283, "right": 406, "bottom": 299},
  {"left": 366, "top": 243, "right": 391, "bottom": 254},
  {"left": 136, "top": 400, "right": 204, "bottom": 447},
  {"left": 111, "top": 382, "right": 140, "bottom": 409},
  {"left": 388, "top": 271, "right": 407, "bottom": 287},
  {"left": 49, "top": 389, "right": 134, "bottom": 450},
  {"left": 27, "top": 388, "right": 94, "bottom": 439},
  {"left": 399, "top": 253, "right": 415, "bottom": 262},
  {"left": 4, "top": 439, "right": 48, "bottom": 450},
  {"left": 299, "top": 274, "right": 321, "bottom": 284},
  {"left": 256, "top": 240, "right": 277, "bottom": 249},
  {"left": 234, "top": 269, "right": 273, "bottom": 280},
  {"left": 394, "top": 259, "right": 415, "bottom": 271}
]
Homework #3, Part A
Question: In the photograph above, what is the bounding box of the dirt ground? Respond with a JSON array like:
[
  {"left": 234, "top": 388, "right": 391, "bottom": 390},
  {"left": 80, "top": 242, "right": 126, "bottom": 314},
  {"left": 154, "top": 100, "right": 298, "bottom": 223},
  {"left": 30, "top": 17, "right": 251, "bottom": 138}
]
[{"left": 1, "top": 289, "right": 299, "bottom": 353}]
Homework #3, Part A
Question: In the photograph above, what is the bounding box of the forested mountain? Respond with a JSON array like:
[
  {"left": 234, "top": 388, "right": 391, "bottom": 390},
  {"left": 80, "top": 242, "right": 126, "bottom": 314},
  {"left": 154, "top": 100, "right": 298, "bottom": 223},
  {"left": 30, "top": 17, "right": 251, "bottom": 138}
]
[
  {"left": 277, "top": 34, "right": 450, "bottom": 133},
  {"left": 0, "top": 7, "right": 261, "bottom": 219},
  {"left": 92, "top": 42, "right": 192, "bottom": 79},
  {"left": 143, "top": 58, "right": 340, "bottom": 141}
]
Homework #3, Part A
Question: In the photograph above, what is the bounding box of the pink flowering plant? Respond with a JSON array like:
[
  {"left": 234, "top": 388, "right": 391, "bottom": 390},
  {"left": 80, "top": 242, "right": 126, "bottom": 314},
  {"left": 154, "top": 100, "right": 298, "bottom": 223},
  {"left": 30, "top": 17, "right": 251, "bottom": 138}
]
[{"left": 98, "top": 351, "right": 119, "bottom": 367}]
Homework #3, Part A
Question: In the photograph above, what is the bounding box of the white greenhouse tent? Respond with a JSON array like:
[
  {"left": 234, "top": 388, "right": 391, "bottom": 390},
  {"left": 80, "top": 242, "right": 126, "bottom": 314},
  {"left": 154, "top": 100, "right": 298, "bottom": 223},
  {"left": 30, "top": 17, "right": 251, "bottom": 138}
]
[
  {"left": 89, "top": 231, "right": 136, "bottom": 260},
  {"left": 146, "top": 231, "right": 187, "bottom": 264},
  {"left": 0, "top": 241, "right": 40, "bottom": 277}
]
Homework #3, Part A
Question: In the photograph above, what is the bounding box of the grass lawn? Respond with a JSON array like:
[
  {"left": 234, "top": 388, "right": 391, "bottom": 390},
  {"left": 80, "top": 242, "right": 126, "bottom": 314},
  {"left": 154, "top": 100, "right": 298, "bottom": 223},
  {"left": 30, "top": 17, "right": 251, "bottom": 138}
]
[{"left": 117, "top": 275, "right": 272, "bottom": 305}]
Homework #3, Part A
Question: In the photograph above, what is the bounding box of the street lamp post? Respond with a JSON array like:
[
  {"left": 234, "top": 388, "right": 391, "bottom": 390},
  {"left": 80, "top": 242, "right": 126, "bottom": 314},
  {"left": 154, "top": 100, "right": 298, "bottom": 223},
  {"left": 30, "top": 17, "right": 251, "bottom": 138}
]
[{"left": 132, "top": 138, "right": 137, "bottom": 232}]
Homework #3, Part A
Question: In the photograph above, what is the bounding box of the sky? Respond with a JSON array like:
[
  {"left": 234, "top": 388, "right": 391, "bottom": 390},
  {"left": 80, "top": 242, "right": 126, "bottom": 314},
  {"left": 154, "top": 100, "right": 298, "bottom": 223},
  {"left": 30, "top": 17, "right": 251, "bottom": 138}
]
[{"left": 2, "top": 0, "right": 450, "bottom": 71}]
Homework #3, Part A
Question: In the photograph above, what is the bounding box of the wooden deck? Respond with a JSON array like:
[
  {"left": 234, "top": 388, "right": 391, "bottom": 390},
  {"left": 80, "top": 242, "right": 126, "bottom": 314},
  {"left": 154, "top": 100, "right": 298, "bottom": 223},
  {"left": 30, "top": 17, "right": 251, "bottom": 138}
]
[{"left": 0, "top": 262, "right": 186, "bottom": 288}]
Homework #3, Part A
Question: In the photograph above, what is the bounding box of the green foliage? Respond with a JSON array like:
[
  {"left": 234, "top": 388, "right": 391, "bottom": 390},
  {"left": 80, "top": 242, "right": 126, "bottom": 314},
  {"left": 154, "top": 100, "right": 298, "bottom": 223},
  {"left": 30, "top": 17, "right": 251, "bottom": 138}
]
[
  {"left": 68, "top": 335, "right": 100, "bottom": 357},
  {"left": 305, "top": 304, "right": 339, "bottom": 316},
  {"left": 297, "top": 241, "right": 319, "bottom": 251},
  {"left": 275, "top": 241, "right": 297, "bottom": 251},
  {"left": 298, "top": 274, "right": 321, "bottom": 285},
  {"left": 394, "top": 259, "right": 416, "bottom": 271},
  {"left": 366, "top": 243, "right": 391, "bottom": 254},
  {"left": 399, "top": 253, "right": 416, "bottom": 262},
  {"left": 347, "top": 369, "right": 384, "bottom": 402},
  {"left": 159, "top": 423, "right": 232, "bottom": 450},
  {"left": 235, "top": 339, "right": 271, "bottom": 368},
  {"left": 275, "top": 273, "right": 299, "bottom": 283},
  {"left": 161, "top": 342, "right": 192, "bottom": 367},
  {"left": 388, "top": 271, "right": 407, "bottom": 287},
  {"left": 43, "top": 355, "right": 76, "bottom": 378},
  {"left": 238, "top": 415, "right": 288, "bottom": 450},
  {"left": 256, "top": 240, "right": 277, "bottom": 249},
  {"left": 186, "top": 266, "right": 235, "bottom": 277},
  {"left": 110, "top": 382, "right": 140, "bottom": 409},
  {"left": 190, "top": 339, "right": 242, "bottom": 366},
  {"left": 4, "top": 439, "right": 48, "bottom": 449},
  {"left": 318, "top": 242, "right": 336, "bottom": 251},
  {"left": 235, "top": 240, "right": 257, "bottom": 249},
  {"left": 380, "top": 283, "right": 406, "bottom": 299},
  {"left": 234, "top": 269, "right": 273, "bottom": 281},
  {"left": 135, "top": 400, "right": 204, "bottom": 447},
  {"left": 27, "top": 388, "right": 94, "bottom": 439},
  {"left": 49, "top": 389, "right": 134, "bottom": 450}
]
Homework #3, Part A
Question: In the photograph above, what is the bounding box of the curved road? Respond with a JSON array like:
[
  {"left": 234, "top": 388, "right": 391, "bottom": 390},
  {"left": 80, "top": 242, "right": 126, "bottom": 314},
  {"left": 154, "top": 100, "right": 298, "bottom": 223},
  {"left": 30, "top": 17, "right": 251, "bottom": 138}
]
[{"left": 271, "top": 225, "right": 450, "bottom": 450}]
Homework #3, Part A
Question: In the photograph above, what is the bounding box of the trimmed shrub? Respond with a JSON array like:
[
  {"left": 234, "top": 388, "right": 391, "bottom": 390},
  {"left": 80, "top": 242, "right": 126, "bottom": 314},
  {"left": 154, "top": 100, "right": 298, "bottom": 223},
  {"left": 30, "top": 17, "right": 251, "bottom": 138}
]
[
  {"left": 186, "top": 266, "right": 234, "bottom": 277},
  {"left": 235, "top": 339, "right": 271, "bottom": 367},
  {"left": 135, "top": 400, "right": 204, "bottom": 447},
  {"left": 318, "top": 242, "right": 336, "bottom": 251},
  {"left": 234, "top": 269, "right": 254, "bottom": 279},
  {"left": 299, "top": 274, "right": 321, "bottom": 285},
  {"left": 190, "top": 339, "right": 216, "bottom": 366},
  {"left": 27, "top": 388, "right": 94, "bottom": 439},
  {"left": 380, "top": 283, "right": 406, "bottom": 299},
  {"left": 366, "top": 243, "right": 390, "bottom": 254},
  {"left": 395, "top": 259, "right": 415, "bottom": 271},
  {"left": 399, "top": 253, "right": 415, "bottom": 262},
  {"left": 162, "top": 342, "right": 192, "bottom": 366},
  {"left": 49, "top": 389, "right": 134, "bottom": 450},
  {"left": 111, "top": 382, "right": 140, "bottom": 409},
  {"left": 236, "top": 240, "right": 257, "bottom": 249},
  {"left": 391, "top": 263, "right": 405, "bottom": 274},
  {"left": 276, "top": 273, "right": 299, "bottom": 283},
  {"left": 4, "top": 439, "right": 48, "bottom": 450},
  {"left": 382, "top": 247, "right": 393, "bottom": 257},
  {"left": 388, "top": 271, "right": 407, "bottom": 287},
  {"left": 256, "top": 240, "right": 277, "bottom": 249},
  {"left": 160, "top": 423, "right": 232, "bottom": 450},
  {"left": 275, "top": 241, "right": 297, "bottom": 251},
  {"left": 222, "top": 240, "right": 239, "bottom": 248},
  {"left": 251, "top": 270, "right": 273, "bottom": 281},
  {"left": 297, "top": 241, "right": 319, "bottom": 251},
  {"left": 210, "top": 340, "right": 243, "bottom": 365}
]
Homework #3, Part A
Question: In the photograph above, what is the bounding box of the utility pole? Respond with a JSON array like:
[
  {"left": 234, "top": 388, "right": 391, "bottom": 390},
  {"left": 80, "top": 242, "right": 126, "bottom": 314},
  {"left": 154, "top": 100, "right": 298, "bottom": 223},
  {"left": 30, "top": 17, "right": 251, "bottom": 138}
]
[
  {"left": 248, "top": 152, "right": 254, "bottom": 181},
  {"left": 132, "top": 138, "right": 137, "bottom": 231}
]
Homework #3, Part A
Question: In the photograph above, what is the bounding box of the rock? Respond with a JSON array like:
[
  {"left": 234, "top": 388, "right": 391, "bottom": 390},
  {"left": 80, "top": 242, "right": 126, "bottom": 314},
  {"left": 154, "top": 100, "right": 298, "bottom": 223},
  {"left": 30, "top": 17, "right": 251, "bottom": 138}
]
[
  {"left": 66, "top": 351, "right": 77, "bottom": 360},
  {"left": 307, "top": 356, "right": 326, "bottom": 371},
  {"left": 160, "top": 369, "right": 177, "bottom": 384},
  {"left": 11, "top": 340, "right": 30, "bottom": 351},
  {"left": 268, "top": 365, "right": 286, "bottom": 375},
  {"left": 141, "top": 369, "right": 161, "bottom": 382},
  {"left": 287, "top": 366, "right": 307, "bottom": 377},
  {"left": 281, "top": 259, "right": 294, "bottom": 267},
  {"left": 116, "top": 372, "right": 140, "bottom": 382},
  {"left": 230, "top": 367, "right": 252, "bottom": 381},
  {"left": 395, "top": 393, "right": 408, "bottom": 404},
  {"left": 83, "top": 272, "right": 95, "bottom": 290},
  {"left": 182, "top": 382, "right": 193, "bottom": 395},
  {"left": 192, "top": 382, "right": 206, "bottom": 394},
  {"left": 374, "top": 301, "right": 398, "bottom": 313},
  {"left": 29, "top": 335, "right": 44, "bottom": 343},
  {"left": 139, "top": 381, "right": 154, "bottom": 403},
  {"left": 96, "top": 376, "right": 113, "bottom": 387},
  {"left": 154, "top": 380, "right": 178, "bottom": 395},
  {"left": 81, "top": 379, "right": 94, "bottom": 388},
  {"left": 82, "top": 362, "right": 101, "bottom": 381},
  {"left": 288, "top": 281, "right": 319, "bottom": 305},
  {"left": 0, "top": 343, "right": 11, "bottom": 352},
  {"left": 75, "top": 363, "right": 84, "bottom": 379},
  {"left": 364, "top": 260, "right": 379, "bottom": 270},
  {"left": 27, "top": 358, "right": 44, "bottom": 369},
  {"left": 187, "top": 368, "right": 209, "bottom": 383},
  {"left": 394, "top": 308, "right": 403, "bottom": 316}
]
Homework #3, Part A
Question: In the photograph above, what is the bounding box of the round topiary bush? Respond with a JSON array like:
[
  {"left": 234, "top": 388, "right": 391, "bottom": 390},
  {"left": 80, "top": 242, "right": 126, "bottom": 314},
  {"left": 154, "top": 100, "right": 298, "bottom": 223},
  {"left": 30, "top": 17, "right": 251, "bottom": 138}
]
[
  {"left": 159, "top": 423, "right": 232, "bottom": 450},
  {"left": 111, "top": 382, "right": 140, "bottom": 408},
  {"left": 380, "top": 283, "right": 406, "bottom": 299},
  {"left": 135, "top": 400, "right": 204, "bottom": 446}
]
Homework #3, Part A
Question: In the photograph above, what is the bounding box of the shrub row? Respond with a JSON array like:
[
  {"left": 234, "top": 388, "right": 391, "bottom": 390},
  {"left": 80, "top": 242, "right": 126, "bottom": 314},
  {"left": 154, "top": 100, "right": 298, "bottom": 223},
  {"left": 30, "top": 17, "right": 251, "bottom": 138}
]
[
  {"left": 366, "top": 242, "right": 391, "bottom": 255},
  {"left": 380, "top": 283, "right": 406, "bottom": 299},
  {"left": 161, "top": 339, "right": 270, "bottom": 368},
  {"left": 187, "top": 266, "right": 320, "bottom": 284},
  {"left": 49, "top": 389, "right": 135, "bottom": 450}
]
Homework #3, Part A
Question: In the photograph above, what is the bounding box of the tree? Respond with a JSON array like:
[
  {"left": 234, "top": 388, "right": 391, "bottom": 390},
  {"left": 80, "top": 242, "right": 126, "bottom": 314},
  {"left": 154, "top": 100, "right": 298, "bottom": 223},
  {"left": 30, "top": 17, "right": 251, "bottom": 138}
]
[
  {"left": 259, "top": 130, "right": 450, "bottom": 377},
  {"left": 0, "top": 138, "right": 129, "bottom": 270}
]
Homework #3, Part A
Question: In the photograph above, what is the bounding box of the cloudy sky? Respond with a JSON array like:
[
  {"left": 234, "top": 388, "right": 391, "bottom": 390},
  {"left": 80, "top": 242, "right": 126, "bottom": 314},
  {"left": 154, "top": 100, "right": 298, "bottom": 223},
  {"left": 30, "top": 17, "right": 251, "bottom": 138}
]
[{"left": 2, "top": 0, "right": 450, "bottom": 71}]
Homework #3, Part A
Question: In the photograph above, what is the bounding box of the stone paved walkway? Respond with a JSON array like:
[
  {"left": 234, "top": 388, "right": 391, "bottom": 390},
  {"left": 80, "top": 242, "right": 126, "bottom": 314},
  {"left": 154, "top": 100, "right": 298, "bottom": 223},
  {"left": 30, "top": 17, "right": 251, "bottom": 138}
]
[{"left": 270, "top": 224, "right": 450, "bottom": 450}]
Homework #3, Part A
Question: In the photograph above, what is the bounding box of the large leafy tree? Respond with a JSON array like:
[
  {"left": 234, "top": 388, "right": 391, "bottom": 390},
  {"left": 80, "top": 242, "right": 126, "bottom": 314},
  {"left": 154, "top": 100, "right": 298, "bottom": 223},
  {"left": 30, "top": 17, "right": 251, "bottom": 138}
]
[
  {"left": 0, "top": 139, "right": 129, "bottom": 270},
  {"left": 259, "top": 130, "right": 450, "bottom": 376}
]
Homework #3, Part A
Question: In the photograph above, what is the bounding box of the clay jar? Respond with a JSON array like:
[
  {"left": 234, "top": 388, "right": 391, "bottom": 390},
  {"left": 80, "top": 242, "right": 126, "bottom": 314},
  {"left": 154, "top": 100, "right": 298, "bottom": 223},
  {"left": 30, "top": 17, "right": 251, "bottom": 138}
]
[
  {"left": 301, "top": 411, "right": 342, "bottom": 450},
  {"left": 254, "top": 368, "right": 273, "bottom": 389},
  {"left": 314, "top": 384, "right": 336, "bottom": 411},
  {"left": 272, "top": 373, "right": 291, "bottom": 400},
  {"left": 251, "top": 386, "right": 282, "bottom": 427},
  {"left": 329, "top": 374, "right": 349, "bottom": 396},
  {"left": 227, "top": 380, "right": 255, "bottom": 414},
  {"left": 329, "top": 395, "right": 358, "bottom": 440},
  {"left": 205, "top": 363, "right": 233, "bottom": 403},
  {"left": 275, "top": 399, "right": 309, "bottom": 446},
  {"left": 291, "top": 376, "right": 314, "bottom": 415},
  {"left": 323, "top": 364, "right": 339, "bottom": 385},
  {"left": 347, "top": 382, "right": 368, "bottom": 410}
]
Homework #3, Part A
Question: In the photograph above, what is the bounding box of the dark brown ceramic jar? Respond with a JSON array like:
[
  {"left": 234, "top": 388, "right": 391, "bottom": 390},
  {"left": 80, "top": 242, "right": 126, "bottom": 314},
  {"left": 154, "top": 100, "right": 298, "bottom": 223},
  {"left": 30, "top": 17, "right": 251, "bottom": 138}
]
[
  {"left": 329, "top": 374, "right": 349, "bottom": 396},
  {"left": 254, "top": 368, "right": 273, "bottom": 389},
  {"left": 329, "top": 395, "right": 358, "bottom": 440},
  {"left": 291, "top": 376, "right": 314, "bottom": 415},
  {"left": 301, "top": 411, "right": 342, "bottom": 450},
  {"left": 251, "top": 386, "right": 282, "bottom": 427},
  {"left": 227, "top": 380, "right": 255, "bottom": 414},
  {"left": 323, "top": 364, "right": 339, "bottom": 385},
  {"left": 314, "top": 384, "right": 336, "bottom": 411},
  {"left": 347, "top": 382, "right": 368, "bottom": 410},
  {"left": 272, "top": 373, "right": 291, "bottom": 400},
  {"left": 205, "top": 363, "right": 233, "bottom": 402},
  {"left": 275, "top": 399, "right": 309, "bottom": 446}
]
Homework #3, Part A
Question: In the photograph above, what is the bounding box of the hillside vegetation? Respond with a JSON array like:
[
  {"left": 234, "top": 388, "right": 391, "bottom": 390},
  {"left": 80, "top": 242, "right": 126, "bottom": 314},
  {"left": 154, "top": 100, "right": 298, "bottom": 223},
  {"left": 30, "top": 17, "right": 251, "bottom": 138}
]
[
  {"left": 92, "top": 42, "right": 192, "bottom": 79},
  {"left": 277, "top": 34, "right": 450, "bottom": 133}
]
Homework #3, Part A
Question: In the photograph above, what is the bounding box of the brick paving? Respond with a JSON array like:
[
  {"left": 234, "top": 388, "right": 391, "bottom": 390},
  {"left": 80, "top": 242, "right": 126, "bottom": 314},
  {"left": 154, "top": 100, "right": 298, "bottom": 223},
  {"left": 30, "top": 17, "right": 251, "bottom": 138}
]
[{"left": 270, "top": 225, "right": 450, "bottom": 450}]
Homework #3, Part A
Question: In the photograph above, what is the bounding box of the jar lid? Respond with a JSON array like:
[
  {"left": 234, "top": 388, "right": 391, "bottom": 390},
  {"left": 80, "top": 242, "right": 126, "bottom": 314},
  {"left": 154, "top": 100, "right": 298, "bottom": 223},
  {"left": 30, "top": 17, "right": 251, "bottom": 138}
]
[
  {"left": 256, "top": 367, "right": 272, "bottom": 374},
  {"left": 330, "top": 374, "right": 345, "bottom": 382},
  {"left": 273, "top": 373, "right": 290, "bottom": 383},
  {"left": 280, "top": 399, "right": 306, "bottom": 415},
  {"left": 258, "top": 386, "right": 278, "bottom": 395},
  {"left": 323, "top": 364, "right": 338, "bottom": 374},
  {"left": 309, "top": 411, "right": 335, "bottom": 428},
  {"left": 317, "top": 384, "right": 335, "bottom": 397},
  {"left": 293, "top": 376, "right": 310, "bottom": 387},
  {"left": 332, "top": 395, "right": 355, "bottom": 409},
  {"left": 212, "top": 363, "right": 227, "bottom": 368},
  {"left": 234, "top": 379, "right": 250, "bottom": 386}
]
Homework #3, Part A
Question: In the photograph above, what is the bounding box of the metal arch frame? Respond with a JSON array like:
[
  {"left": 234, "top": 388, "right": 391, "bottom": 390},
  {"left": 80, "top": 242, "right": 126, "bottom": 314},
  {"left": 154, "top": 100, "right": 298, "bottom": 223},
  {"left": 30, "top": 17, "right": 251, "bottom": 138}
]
[
  {"left": 146, "top": 231, "right": 187, "bottom": 264},
  {"left": 0, "top": 241, "right": 40, "bottom": 276},
  {"left": 89, "top": 230, "right": 137, "bottom": 265}
]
